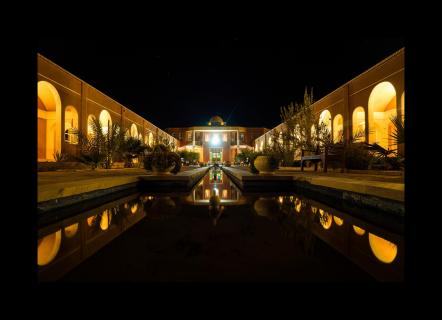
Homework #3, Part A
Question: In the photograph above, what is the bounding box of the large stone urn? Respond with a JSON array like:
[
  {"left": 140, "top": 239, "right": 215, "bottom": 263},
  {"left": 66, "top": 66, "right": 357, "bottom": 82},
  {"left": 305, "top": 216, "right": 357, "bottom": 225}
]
[{"left": 254, "top": 155, "right": 278, "bottom": 174}]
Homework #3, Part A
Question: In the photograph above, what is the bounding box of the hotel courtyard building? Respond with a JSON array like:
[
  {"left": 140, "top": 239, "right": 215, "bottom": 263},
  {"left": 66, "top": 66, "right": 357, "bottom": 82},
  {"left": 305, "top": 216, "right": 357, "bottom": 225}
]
[
  {"left": 166, "top": 117, "right": 268, "bottom": 163},
  {"left": 38, "top": 54, "right": 178, "bottom": 163},
  {"left": 255, "top": 48, "right": 405, "bottom": 159}
]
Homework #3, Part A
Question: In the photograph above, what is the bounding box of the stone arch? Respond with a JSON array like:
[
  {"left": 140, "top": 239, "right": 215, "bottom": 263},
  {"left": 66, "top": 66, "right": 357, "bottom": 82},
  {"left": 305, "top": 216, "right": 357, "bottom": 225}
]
[
  {"left": 87, "top": 114, "right": 96, "bottom": 138},
  {"left": 38, "top": 81, "right": 62, "bottom": 161},
  {"left": 319, "top": 109, "right": 332, "bottom": 133},
  {"left": 368, "top": 81, "right": 397, "bottom": 149}
]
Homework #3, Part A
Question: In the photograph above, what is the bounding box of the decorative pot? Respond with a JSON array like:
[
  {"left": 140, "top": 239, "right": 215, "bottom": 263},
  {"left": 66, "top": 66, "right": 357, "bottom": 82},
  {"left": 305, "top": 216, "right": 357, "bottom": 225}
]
[
  {"left": 152, "top": 164, "right": 175, "bottom": 175},
  {"left": 254, "top": 156, "right": 277, "bottom": 174}
]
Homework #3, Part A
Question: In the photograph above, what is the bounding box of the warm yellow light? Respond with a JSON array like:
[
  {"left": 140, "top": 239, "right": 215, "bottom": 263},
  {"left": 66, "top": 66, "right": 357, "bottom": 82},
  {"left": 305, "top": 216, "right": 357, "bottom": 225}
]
[
  {"left": 353, "top": 225, "right": 366, "bottom": 236},
  {"left": 124, "top": 203, "right": 129, "bottom": 209},
  {"left": 64, "top": 223, "right": 79, "bottom": 238},
  {"left": 222, "top": 189, "right": 228, "bottom": 198},
  {"left": 319, "top": 209, "right": 332, "bottom": 229},
  {"left": 311, "top": 206, "right": 317, "bottom": 214},
  {"left": 100, "top": 209, "right": 112, "bottom": 231},
  {"left": 333, "top": 216, "right": 344, "bottom": 226},
  {"left": 295, "top": 198, "right": 302, "bottom": 213},
  {"left": 368, "top": 233, "right": 398, "bottom": 264},
  {"left": 278, "top": 196, "right": 283, "bottom": 204},
  {"left": 130, "top": 203, "right": 138, "bottom": 214},
  {"left": 38, "top": 230, "right": 62, "bottom": 266},
  {"left": 87, "top": 215, "right": 97, "bottom": 226}
]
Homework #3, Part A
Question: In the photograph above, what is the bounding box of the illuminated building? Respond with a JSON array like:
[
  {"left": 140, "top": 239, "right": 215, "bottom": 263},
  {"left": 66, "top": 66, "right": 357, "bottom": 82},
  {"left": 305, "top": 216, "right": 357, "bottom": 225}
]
[
  {"left": 167, "top": 116, "right": 267, "bottom": 163},
  {"left": 255, "top": 48, "right": 405, "bottom": 158},
  {"left": 37, "top": 54, "right": 178, "bottom": 162}
]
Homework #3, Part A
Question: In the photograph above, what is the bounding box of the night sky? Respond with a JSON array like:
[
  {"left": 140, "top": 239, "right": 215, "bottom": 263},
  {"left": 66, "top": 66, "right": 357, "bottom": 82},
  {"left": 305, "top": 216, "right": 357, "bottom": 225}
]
[{"left": 37, "top": 36, "right": 404, "bottom": 130}]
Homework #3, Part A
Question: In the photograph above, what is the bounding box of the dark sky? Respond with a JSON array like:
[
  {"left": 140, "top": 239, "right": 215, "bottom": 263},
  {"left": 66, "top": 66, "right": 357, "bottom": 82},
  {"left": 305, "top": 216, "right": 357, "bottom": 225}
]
[{"left": 37, "top": 36, "right": 404, "bottom": 130}]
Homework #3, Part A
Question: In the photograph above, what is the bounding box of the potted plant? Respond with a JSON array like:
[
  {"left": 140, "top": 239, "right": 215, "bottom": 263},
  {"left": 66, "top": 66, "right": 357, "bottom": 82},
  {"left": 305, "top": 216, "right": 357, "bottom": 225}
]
[
  {"left": 144, "top": 142, "right": 181, "bottom": 175},
  {"left": 252, "top": 148, "right": 279, "bottom": 174}
]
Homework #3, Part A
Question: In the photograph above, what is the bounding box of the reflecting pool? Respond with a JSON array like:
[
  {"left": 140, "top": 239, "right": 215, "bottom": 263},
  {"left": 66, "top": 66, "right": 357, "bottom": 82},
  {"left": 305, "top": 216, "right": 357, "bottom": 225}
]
[{"left": 38, "top": 167, "right": 403, "bottom": 281}]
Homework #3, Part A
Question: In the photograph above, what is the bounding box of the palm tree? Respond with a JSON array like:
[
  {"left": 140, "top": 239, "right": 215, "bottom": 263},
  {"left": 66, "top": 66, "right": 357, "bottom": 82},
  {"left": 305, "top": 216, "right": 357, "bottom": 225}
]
[{"left": 389, "top": 115, "right": 404, "bottom": 146}]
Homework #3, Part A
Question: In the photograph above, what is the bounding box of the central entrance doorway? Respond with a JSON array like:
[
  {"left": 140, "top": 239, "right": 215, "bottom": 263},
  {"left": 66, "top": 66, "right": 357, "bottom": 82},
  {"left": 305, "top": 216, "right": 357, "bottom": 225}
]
[{"left": 209, "top": 148, "right": 222, "bottom": 164}]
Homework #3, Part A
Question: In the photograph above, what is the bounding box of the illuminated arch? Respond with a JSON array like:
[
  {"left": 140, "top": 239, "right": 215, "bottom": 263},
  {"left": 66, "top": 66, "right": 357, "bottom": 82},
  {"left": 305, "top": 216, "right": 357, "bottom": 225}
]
[
  {"left": 38, "top": 81, "right": 62, "bottom": 161},
  {"left": 319, "top": 110, "right": 332, "bottom": 133},
  {"left": 333, "top": 114, "right": 343, "bottom": 143},
  {"left": 368, "top": 82, "right": 397, "bottom": 149},
  {"left": 38, "top": 229, "right": 62, "bottom": 266},
  {"left": 333, "top": 216, "right": 344, "bottom": 226},
  {"left": 64, "top": 106, "right": 79, "bottom": 144},
  {"left": 352, "top": 107, "right": 366, "bottom": 141},
  {"left": 401, "top": 92, "right": 405, "bottom": 119},
  {"left": 99, "top": 110, "right": 112, "bottom": 135},
  {"left": 149, "top": 132, "right": 154, "bottom": 146},
  {"left": 353, "top": 225, "right": 366, "bottom": 236},
  {"left": 64, "top": 223, "right": 79, "bottom": 238},
  {"left": 144, "top": 134, "right": 149, "bottom": 145},
  {"left": 130, "top": 123, "right": 138, "bottom": 139},
  {"left": 87, "top": 114, "right": 96, "bottom": 138},
  {"left": 138, "top": 133, "right": 143, "bottom": 141},
  {"left": 368, "top": 233, "right": 398, "bottom": 264},
  {"left": 100, "top": 209, "right": 112, "bottom": 231},
  {"left": 319, "top": 209, "right": 332, "bottom": 229}
]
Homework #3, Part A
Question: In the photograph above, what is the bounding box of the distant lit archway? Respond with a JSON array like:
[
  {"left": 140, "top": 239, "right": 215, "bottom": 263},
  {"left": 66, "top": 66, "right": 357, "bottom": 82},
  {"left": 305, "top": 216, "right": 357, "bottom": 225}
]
[
  {"left": 99, "top": 110, "right": 112, "bottom": 135},
  {"left": 38, "top": 81, "right": 62, "bottom": 161},
  {"left": 401, "top": 92, "right": 405, "bottom": 120},
  {"left": 130, "top": 123, "right": 138, "bottom": 139},
  {"left": 64, "top": 106, "right": 79, "bottom": 144},
  {"left": 319, "top": 110, "right": 332, "bottom": 133},
  {"left": 368, "top": 82, "right": 397, "bottom": 149},
  {"left": 87, "top": 114, "right": 96, "bottom": 139},
  {"left": 333, "top": 114, "right": 343, "bottom": 143},
  {"left": 149, "top": 132, "right": 154, "bottom": 146},
  {"left": 352, "top": 107, "right": 366, "bottom": 141}
]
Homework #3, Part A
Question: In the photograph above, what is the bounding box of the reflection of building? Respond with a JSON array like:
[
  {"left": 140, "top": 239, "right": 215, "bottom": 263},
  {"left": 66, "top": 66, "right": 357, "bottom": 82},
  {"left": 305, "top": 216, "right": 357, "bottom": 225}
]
[
  {"left": 166, "top": 116, "right": 268, "bottom": 163},
  {"left": 38, "top": 54, "right": 177, "bottom": 162},
  {"left": 192, "top": 169, "right": 240, "bottom": 203},
  {"left": 255, "top": 48, "right": 405, "bottom": 157}
]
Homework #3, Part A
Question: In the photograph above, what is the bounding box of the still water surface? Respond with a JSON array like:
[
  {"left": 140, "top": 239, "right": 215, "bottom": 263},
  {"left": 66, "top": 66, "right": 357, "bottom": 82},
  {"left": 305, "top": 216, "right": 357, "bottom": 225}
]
[{"left": 38, "top": 168, "right": 403, "bottom": 281}]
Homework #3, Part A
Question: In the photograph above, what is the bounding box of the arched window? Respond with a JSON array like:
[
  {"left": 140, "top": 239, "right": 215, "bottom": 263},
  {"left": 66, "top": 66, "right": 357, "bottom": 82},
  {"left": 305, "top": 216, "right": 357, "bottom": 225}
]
[
  {"left": 149, "top": 132, "right": 154, "bottom": 146},
  {"left": 333, "top": 114, "right": 343, "bottom": 143},
  {"left": 368, "top": 82, "right": 397, "bottom": 149},
  {"left": 352, "top": 107, "right": 366, "bottom": 142},
  {"left": 64, "top": 106, "right": 79, "bottom": 144},
  {"left": 99, "top": 110, "right": 112, "bottom": 135}
]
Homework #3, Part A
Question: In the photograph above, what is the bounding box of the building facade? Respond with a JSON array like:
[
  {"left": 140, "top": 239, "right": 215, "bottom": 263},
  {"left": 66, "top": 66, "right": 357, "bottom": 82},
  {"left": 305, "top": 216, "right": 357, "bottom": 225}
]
[
  {"left": 166, "top": 116, "right": 268, "bottom": 163},
  {"left": 37, "top": 54, "right": 178, "bottom": 162},
  {"left": 254, "top": 48, "right": 405, "bottom": 158}
]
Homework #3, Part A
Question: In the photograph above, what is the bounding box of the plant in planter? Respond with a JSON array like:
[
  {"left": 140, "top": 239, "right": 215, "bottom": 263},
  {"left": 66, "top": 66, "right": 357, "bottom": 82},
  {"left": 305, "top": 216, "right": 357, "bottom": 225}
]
[
  {"left": 119, "top": 137, "right": 149, "bottom": 168},
  {"left": 143, "top": 142, "right": 181, "bottom": 175},
  {"left": 252, "top": 147, "right": 280, "bottom": 174}
]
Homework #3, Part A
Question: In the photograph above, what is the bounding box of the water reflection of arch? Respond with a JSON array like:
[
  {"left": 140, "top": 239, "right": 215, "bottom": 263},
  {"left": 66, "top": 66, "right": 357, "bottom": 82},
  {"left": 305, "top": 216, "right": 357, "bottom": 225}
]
[{"left": 302, "top": 198, "right": 403, "bottom": 280}]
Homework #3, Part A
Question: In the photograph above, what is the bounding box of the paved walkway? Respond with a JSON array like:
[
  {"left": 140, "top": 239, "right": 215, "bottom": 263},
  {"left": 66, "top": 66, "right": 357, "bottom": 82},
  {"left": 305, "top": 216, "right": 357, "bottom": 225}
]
[
  {"left": 226, "top": 166, "right": 404, "bottom": 202},
  {"left": 38, "top": 166, "right": 199, "bottom": 203}
]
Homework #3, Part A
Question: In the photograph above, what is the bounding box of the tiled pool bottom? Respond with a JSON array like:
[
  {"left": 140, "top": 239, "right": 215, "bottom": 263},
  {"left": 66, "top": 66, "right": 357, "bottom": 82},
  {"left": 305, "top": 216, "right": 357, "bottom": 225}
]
[{"left": 38, "top": 168, "right": 403, "bottom": 282}]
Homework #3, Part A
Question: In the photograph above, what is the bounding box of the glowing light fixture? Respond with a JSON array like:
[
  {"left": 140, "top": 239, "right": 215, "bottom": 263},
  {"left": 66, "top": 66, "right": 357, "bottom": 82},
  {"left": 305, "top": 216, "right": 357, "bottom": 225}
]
[
  {"left": 211, "top": 134, "right": 220, "bottom": 146},
  {"left": 131, "top": 203, "right": 138, "bottom": 214},
  {"left": 319, "top": 209, "right": 332, "bottom": 229}
]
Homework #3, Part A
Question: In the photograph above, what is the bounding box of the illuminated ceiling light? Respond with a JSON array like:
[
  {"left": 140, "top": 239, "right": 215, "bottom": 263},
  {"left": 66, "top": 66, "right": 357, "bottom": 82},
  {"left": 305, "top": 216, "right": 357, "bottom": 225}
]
[
  {"left": 353, "top": 225, "right": 366, "bottom": 236},
  {"left": 211, "top": 134, "right": 220, "bottom": 146},
  {"left": 333, "top": 216, "right": 344, "bottom": 226},
  {"left": 368, "top": 233, "right": 398, "bottom": 264},
  {"left": 38, "top": 230, "right": 62, "bottom": 266}
]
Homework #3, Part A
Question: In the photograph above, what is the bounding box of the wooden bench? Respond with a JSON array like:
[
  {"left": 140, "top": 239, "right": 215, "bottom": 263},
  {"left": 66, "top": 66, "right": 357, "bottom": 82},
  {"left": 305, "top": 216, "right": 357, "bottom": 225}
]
[{"left": 301, "top": 146, "right": 344, "bottom": 173}]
